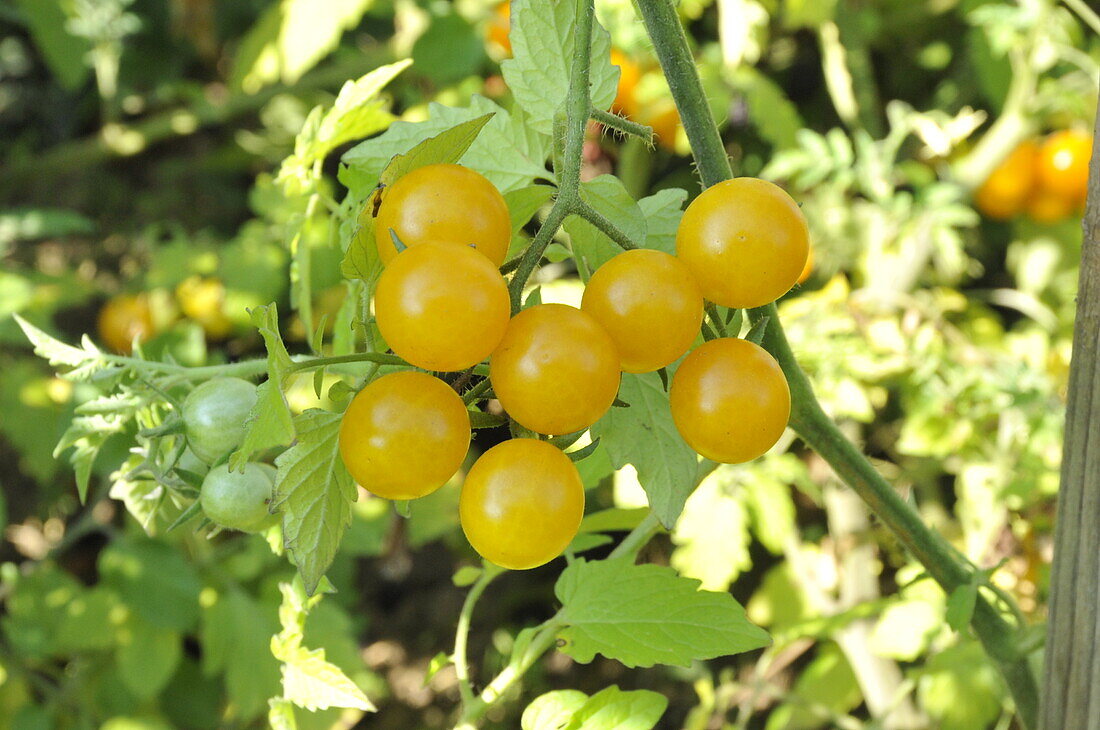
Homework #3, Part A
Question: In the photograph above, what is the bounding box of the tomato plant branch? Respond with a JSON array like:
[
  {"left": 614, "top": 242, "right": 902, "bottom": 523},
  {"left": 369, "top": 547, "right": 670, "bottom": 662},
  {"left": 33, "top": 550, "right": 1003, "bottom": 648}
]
[
  {"left": 705, "top": 303, "right": 729, "bottom": 338},
  {"left": 454, "top": 564, "right": 504, "bottom": 707},
  {"left": 590, "top": 107, "right": 654, "bottom": 144},
  {"left": 575, "top": 200, "right": 639, "bottom": 251},
  {"left": 635, "top": 0, "right": 1040, "bottom": 726}
]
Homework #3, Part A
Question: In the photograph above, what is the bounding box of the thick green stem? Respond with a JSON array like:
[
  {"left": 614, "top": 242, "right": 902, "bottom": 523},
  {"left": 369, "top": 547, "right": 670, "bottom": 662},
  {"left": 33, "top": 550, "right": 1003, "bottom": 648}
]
[
  {"left": 508, "top": 204, "right": 570, "bottom": 312},
  {"left": 633, "top": 0, "right": 732, "bottom": 187},
  {"left": 635, "top": 0, "right": 1039, "bottom": 724},
  {"left": 575, "top": 201, "right": 639, "bottom": 251}
]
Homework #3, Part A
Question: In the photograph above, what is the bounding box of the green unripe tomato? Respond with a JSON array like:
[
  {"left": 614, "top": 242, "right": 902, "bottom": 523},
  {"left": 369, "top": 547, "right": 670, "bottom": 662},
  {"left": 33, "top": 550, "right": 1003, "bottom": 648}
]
[
  {"left": 181, "top": 377, "right": 258, "bottom": 464},
  {"left": 200, "top": 463, "right": 274, "bottom": 532}
]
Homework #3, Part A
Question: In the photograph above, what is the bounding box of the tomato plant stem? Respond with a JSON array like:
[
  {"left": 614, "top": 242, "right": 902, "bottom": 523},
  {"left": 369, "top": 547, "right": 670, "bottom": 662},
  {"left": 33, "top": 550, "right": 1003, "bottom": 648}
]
[
  {"left": 589, "top": 107, "right": 654, "bottom": 143},
  {"left": 454, "top": 565, "right": 503, "bottom": 708},
  {"left": 635, "top": 0, "right": 1040, "bottom": 726}
]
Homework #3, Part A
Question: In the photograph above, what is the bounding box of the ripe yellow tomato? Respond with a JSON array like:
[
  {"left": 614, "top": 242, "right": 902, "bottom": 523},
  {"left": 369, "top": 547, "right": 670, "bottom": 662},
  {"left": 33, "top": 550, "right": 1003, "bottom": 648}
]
[
  {"left": 339, "top": 371, "right": 471, "bottom": 500},
  {"left": 490, "top": 304, "right": 620, "bottom": 435},
  {"left": 610, "top": 49, "right": 641, "bottom": 118},
  {"left": 670, "top": 337, "right": 790, "bottom": 463},
  {"left": 98, "top": 294, "right": 155, "bottom": 354},
  {"left": 374, "top": 164, "right": 511, "bottom": 267},
  {"left": 459, "top": 438, "right": 584, "bottom": 570},
  {"left": 1026, "top": 188, "right": 1077, "bottom": 224},
  {"left": 374, "top": 242, "right": 511, "bottom": 372},
  {"left": 176, "top": 276, "right": 233, "bottom": 339},
  {"left": 487, "top": 2, "right": 511, "bottom": 55},
  {"left": 675, "top": 178, "right": 809, "bottom": 309},
  {"left": 1035, "top": 130, "right": 1091, "bottom": 203},
  {"left": 974, "top": 140, "right": 1037, "bottom": 220},
  {"left": 581, "top": 249, "right": 702, "bottom": 373}
]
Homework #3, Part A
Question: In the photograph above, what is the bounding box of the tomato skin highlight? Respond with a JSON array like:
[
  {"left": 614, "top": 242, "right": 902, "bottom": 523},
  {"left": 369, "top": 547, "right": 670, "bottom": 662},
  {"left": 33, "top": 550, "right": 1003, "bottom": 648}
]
[
  {"left": 974, "top": 141, "right": 1037, "bottom": 220},
  {"left": 374, "top": 163, "right": 511, "bottom": 267},
  {"left": 675, "top": 178, "right": 810, "bottom": 309},
  {"left": 490, "top": 303, "right": 621, "bottom": 435},
  {"left": 581, "top": 249, "right": 703, "bottom": 373},
  {"left": 459, "top": 438, "right": 584, "bottom": 570},
  {"left": 1035, "top": 130, "right": 1092, "bottom": 203},
  {"left": 670, "top": 337, "right": 790, "bottom": 464},
  {"left": 374, "top": 241, "right": 511, "bottom": 372},
  {"left": 200, "top": 462, "right": 274, "bottom": 532},
  {"left": 338, "top": 371, "right": 471, "bottom": 501},
  {"left": 182, "top": 377, "right": 259, "bottom": 465},
  {"left": 98, "top": 294, "right": 155, "bottom": 354}
]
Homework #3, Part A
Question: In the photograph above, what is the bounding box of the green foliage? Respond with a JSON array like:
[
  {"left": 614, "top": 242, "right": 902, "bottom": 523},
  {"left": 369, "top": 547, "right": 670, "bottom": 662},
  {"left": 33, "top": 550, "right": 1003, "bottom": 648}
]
[{"left": 556, "top": 558, "right": 771, "bottom": 667}]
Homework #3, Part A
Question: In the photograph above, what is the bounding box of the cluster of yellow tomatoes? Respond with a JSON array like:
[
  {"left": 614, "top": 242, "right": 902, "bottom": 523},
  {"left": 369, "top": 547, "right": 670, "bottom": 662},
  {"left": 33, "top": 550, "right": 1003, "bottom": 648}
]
[
  {"left": 338, "top": 163, "right": 809, "bottom": 570},
  {"left": 97, "top": 276, "right": 234, "bottom": 354},
  {"left": 974, "top": 129, "right": 1092, "bottom": 223}
]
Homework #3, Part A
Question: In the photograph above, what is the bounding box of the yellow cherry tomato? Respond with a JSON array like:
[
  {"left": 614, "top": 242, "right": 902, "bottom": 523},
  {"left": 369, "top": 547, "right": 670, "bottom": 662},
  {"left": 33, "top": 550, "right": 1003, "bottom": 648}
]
[
  {"left": 98, "top": 294, "right": 155, "bottom": 354},
  {"left": 610, "top": 49, "right": 641, "bottom": 118},
  {"left": 581, "top": 249, "right": 702, "bottom": 373},
  {"left": 670, "top": 337, "right": 790, "bottom": 463},
  {"left": 374, "top": 241, "right": 511, "bottom": 372},
  {"left": 490, "top": 304, "right": 621, "bottom": 435},
  {"left": 974, "top": 140, "right": 1037, "bottom": 220},
  {"left": 459, "top": 438, "right": 584, "bottom": 570},
  {"left": 675, "top": 178, "right": 809, "bottom": 309},
  {"left": 1035, "top": 129, "right": 1092, "bottom": 202},
  {"left": 1025, "top": 188, "right": 1077, "bottom": 224},
  {"left": 374, "top": 164, "right": 511, "bottom": 267},
  {"left": 487, "top": 2, "right": 511, "bottom": 55},
  {"left": 339, "top": 371, "right": 471, "bottom": 500},
  {"left": 176, "top": 275, "right": 233, "bottom": 339}
]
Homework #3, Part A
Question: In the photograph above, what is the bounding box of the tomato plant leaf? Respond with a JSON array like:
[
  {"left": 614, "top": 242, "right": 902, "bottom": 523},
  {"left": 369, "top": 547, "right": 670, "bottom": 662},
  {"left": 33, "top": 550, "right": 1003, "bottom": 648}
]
[
  {"left": 505, "top": 184, "right": 557, "bottom": 232},
  {"left": 522, "top": 689, "right": 589, "bottom": 730},
  {"left": 501, "top": 0, "right": 618, "bottom": 135},
  {"left": 340, "top": 211, "right": 383, "bottom": 285},
  {"left": 556, "top": 559, "right": 770, "bottom": 668},
  {"left": 272, "top": 410, "right": 357, "bottom": 596},
  {"left": 99, "top": 536, "right": 202, "bottom": 631},
  {"left": 343, "top": 97, "right": 549, "bottom": 194},
  {"left": 201, "top": 588, "right": 282, "bottom": 719},
  {"left": 590, "top": 373, "right": 698, "bottom": 528},
  {"left": 230, "top": 379, "right": 296, "bottom": 471},
  {"left": 116, "top": 614, "right": 182, "bottom": 700},
  {"left": 565, "top": 176, "right": 647, "bottom": 280},
  {"left": 379, "top": 113, "right": 494, "bottom": 187},
  {"left": 271, "top": 580, "right": 375, "bottom": 712},
  {"left": 564, "top": 686, "right": 668, "bottom": 730},
  {"left": 637, "top": 188, "right": 687, "bottom": 254}
]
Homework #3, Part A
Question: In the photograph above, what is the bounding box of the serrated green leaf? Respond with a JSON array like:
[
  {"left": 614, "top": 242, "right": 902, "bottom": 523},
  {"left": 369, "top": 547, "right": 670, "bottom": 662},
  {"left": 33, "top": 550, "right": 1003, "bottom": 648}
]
[
  {"left": 590, "top": 373, "right": 698, "bottom": 528},
  {"left": 379, "top": 113, "right": 494, "bottom": 187},
  {"left": 636, "top": 188, "right": 686, "bottom": 254},
  {"left": 273, "top": 410, "right": 357, "bottom": 595},
  {"left": 278, "top": 644, "right": 374, "bottom": 712},
  {"left": 671, "top": 467, "right": 751, "bottom": 591},
  {"left": 564, "top": 176, "right": 646, "bottom": 280},
  {"left": 556, "top": 559, "right": 770, "bottom": 667},
  {"left": 14, "top": 314, "right": 111, "bottom": 381},
  {"left": 566, "top": 532, "right": 613, "bottom": 555},
  {"left": 522, "top": 689, "right": 589, "bottom": 730},
  {"left": 116, "top": 615, "right": 182, "bottom": 700},
  {"left": 565, "top": 686, "right": 668, "bottom": 730},
  {"left": 342, "top": 96, "right": 550, "bottom": 193},
  {"left": 501, "top": 0, "right": 618, "bottom": 135},
  {"left": 230, "top": 379, "right": 296, "bottom": 470}
]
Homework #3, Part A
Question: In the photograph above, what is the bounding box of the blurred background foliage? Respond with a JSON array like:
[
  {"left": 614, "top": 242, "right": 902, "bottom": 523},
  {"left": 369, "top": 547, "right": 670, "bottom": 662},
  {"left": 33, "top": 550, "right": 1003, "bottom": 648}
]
[{"left": 0, "top": 0, "right": 1096, "bottom": 727}]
